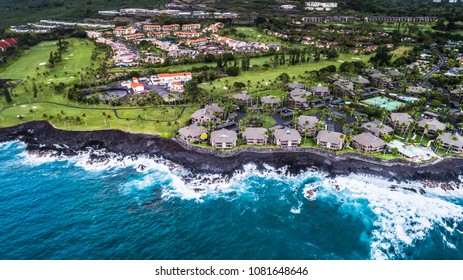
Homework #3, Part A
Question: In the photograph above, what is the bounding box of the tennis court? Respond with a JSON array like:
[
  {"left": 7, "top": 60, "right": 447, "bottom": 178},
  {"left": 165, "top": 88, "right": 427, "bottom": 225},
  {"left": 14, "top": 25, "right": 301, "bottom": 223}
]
[{"left": 362, "top": 96, "right": 404, "bottom": 111}]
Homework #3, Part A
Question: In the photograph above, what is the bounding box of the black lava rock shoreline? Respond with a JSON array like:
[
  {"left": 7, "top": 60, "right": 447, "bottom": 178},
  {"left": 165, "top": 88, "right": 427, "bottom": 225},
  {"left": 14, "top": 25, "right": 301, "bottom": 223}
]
[{"left": 1, "top": 121, "right": 462, "bottom": 184}]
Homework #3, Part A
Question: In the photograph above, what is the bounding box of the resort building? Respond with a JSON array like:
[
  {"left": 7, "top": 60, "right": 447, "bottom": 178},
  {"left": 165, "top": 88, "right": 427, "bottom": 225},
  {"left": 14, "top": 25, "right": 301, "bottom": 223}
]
[
  {"left": 287, "top": 82, "right": 306, "bottom": 91},
  {"left": 352, "top": 132, "right": 387, "bottom": 153},
  {"left": 312, "top": 84, "right": 330, "bottom": 97},
  {"left": 178, "top": 123, "right": 206, "bottom": 142},
  {"left": 113, "top": 27, "right": 137, "bottom": 36},
  {"left": 261, "top": 96, "right": 281, "bottom": 108},
  {"left": 297, "top": 116, "right": 319, "bottom": 136},
  {"left": 191, "top": 103, "right": 224, "bottom": 125},
  {"left": 388, "top": 113, "right": 413, "bottom": 133},
  {"left": 289, "top": 89, "right": 311, "bottom": 108},
  {"left": 243, "top": 127, "right": 268, "bottom": 145},
  {"left": 182, "top": 24, "right": 201, "bottom": 31},
  {"left": 143, "top": 25, "right": 161, "bottom": 32},
  {"left": 407, "top": 86, "right": 429, "bottom": 95},
  {"left": 417, "top": 118, "right": 446, "bottom": 135},
  {"left": 361, "top": 120, "right": 394, "bottom": 137},
  {"left": 130, "top": 77, "right": 145, "bottom": 93},
  {"left": 370, "top": 73, "right": 393, "bottom": 88},
  {"left": 162, "top": 24, "right": 181, "bottom": 31},
  {"left": 273, "top": 128, "right": 302, "bottom": 147},
  {"left": 151, "top": 72, "right": 192, "bottom": 86},
  {"left": 232, "top": 92, "right": 252, "bottom": 107},
  {"left": 211, "top": 129, "right": 237, "bottom": 149},
  {"left": 316, "top": 130, "right": 345, "bottom": 150},
  {"left": 436, "top": 133, "right": 463, "bottom": 153}
]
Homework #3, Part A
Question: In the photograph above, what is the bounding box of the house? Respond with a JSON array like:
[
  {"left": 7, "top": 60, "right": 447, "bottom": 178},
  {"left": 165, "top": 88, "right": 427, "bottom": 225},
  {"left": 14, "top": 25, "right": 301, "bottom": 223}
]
[
  {"left": 170, "top": 81, "right": 183, "bottom": 92},
  {"left": 417, "top": 118, "right": 446, "bottom": 135},
  {"left": 113, "top": 27, "right": 137, "bottom": 36},
  {"left": 162, "top": 24, "right": 181, "bottom": 32},
  {"left": 232, "top": 92, "right": 252, "bottom": 106},
  {"left": 178, "top": 123, "right": 206, "bottom": 142},
  {"left": 0, "top": 38, "right": 18, "bottom": 52},
  {"left": 261, "top": 96, "right": 281, "bottom": 108},
  {"left": 370, "top": 73, "right": 393, "bottom": 88},
  {"left": 388, "top": 113, "right": 413, "bottom": 132},
  {"left": 316, "top": 130, "right": 345, "bottom": 150},
  {"left": 174, "top": 31, "right": 202, "bottom": 38},
  {"left": 143, "top": 25, "right": 161, "bottom": 32},
  {"left": 131, "top": 77, "right": 145, "bottom": 93},
  {"left": 298, "top": 116, "right": 319, "bottom": 136},
  {"left": 154, "top": 72, "right": 192, "bottom": 84},
  {"left": 289, "top": 89, "right": 311, "bottom": 108},
  {"left": 437, "top": 133, "right": 463, "bottom": 153},
  {"left": 312, "top": 84, "right": 330, "bottom": 97},
  {"left": 210, "top": 129, "right": 237, "bottom": 148},
  {"left": 191, "top": 103, "right": 224, "bottom": 125},
  {"left": 273, "top": 128, "right": 302, "bottom": 147},
  {"left": 182, "top": 24, "right": 201, "bottom": 31},
  {"left": 334, "top": 80, "right": 354, "bottom": 95},
  {"left": 124, "top": 33, "right": 144, "bottom": 40},
  {"left": 352, "top": 132, "right": 387, "bottom": 153},
  {"left": 407, "top": 86, "right": 428, "bottom": 94},
  {"left": 148, "top": 31, "right": 170, "bottom": 38},
  {"left": 185, "top": 38, "right": 208, "bottom": 46},
  {"left": 243, "top": 127, "right": 268, "bottom": 145},
  {"left": 287, "top": 82, "right": 306, "bottom": 91},
  {"left": 351, "top": 75, "right": 370, "bottom": 86},
  {"left": 361, "top": 120, "right": 394, "bottom": 137}
]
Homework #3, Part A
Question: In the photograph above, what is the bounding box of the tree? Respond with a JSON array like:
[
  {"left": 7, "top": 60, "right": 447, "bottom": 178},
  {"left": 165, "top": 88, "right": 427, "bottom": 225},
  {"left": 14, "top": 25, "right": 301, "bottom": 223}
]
[
  {"left": 200, "top": 133, "right": 208, "bottom": 142},
  {"left": 325, "top": 49, "right": 339, "bottom": 60},
  {"left": 370, "top": 46, "right": 392, "bottom": 67},
  {"left": 277, "top": 72, "right": 290, "bottom": 84},
  {"left": 32, "top": 82, "right": 38, "bottom": 99},
  {"left": 3, "top": 87, "right": 12, "bottom": 103},
  {"left": 226, "top": 66, "right": 240, "bottom": 77},
  {"left": 48, "top": 51, "right": 55, "bottom": 67}
]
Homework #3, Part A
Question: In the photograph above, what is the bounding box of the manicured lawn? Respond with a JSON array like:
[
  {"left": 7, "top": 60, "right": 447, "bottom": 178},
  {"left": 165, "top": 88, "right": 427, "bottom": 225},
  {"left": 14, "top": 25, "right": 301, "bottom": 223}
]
[
  {"left": 0, "top": 103, "right": 199, "bottom": 138},
  {"left": 201, "top": 53, "right": 371, "bottom": 93},
  {"left": 0, "top": 38, "right": 95, "bottom": 82},
  {"left": 231, "top": 27, "right": 291, "bottom": 46}
]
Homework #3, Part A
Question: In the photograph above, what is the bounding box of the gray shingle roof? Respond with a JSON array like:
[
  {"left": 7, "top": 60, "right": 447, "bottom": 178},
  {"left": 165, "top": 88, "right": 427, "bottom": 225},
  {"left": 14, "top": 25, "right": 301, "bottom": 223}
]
[
  {"left": 298, "top": 116, "right": 319, "bottom": 129},
  {"left": 211, "top": 128, "right": 237, "bottom": 143},
  {"left": 261, "top": 95, "right": 281, "bottom": 105},
  {"left": 352, "top": 132, "right": 386, "bottom": 149},
  {"left": 437, "top": 133, "right": 463, "bottom": 148},
  {"left": 390, "top": 113, "right": 413, "bottom": 126},
  {"left": 274, "top": 128, "right": 301, "bottom": 141},
  {"left": 417, "top": 118, "right": 446, "bottom": 132},
  {"left": 178, "top": 123, "right": 206, "bottom": 138},
  {"left": 316, "top": 130, "right": 345, "bottom": 145},
  {"left": 243, "top": 127, "right": 268, "bottom": 140}
]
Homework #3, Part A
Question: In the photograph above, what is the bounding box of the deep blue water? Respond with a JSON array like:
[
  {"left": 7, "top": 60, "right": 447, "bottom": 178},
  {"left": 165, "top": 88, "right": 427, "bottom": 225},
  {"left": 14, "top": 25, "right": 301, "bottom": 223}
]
[{"left": 0, "top": 141, "right": 463, "bottom": 260}]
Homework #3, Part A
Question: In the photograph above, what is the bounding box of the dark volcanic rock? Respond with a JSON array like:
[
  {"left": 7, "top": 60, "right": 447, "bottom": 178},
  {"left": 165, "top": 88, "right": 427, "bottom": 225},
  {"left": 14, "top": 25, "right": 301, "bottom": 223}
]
[{"left": 1, "top": 121, "right": 463, "bottom": 182}]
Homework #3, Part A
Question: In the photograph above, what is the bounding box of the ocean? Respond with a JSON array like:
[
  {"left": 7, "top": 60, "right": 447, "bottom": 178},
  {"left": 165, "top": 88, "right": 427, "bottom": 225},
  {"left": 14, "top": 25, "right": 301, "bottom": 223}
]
[{"left": 0, "top": 141, "right": 463, "bottom": 260}]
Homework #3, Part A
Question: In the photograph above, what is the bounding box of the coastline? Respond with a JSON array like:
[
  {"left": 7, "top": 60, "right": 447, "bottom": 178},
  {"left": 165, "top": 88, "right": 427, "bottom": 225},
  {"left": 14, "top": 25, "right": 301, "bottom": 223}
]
[{"left": 1, "top": 121, "right": 462, "bottom": 184}]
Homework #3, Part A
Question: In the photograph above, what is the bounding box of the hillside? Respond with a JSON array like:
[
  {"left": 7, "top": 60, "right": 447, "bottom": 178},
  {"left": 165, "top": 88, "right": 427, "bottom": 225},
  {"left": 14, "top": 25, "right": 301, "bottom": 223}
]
[{"left": 0, "top": 0, "right": 462, "bottom": 31}]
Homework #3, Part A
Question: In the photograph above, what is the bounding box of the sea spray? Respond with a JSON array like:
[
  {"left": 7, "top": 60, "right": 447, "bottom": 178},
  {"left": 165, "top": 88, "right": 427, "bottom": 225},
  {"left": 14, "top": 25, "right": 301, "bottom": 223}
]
[{"left": 1, "top": 141, "right": 463, "bottom": 259}]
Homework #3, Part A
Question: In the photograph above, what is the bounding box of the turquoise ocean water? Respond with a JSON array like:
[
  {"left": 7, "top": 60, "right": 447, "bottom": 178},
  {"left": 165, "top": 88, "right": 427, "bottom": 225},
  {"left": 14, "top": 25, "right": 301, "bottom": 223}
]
[{"left": 0, "top": 141, "right": 462, "bottom": 260}]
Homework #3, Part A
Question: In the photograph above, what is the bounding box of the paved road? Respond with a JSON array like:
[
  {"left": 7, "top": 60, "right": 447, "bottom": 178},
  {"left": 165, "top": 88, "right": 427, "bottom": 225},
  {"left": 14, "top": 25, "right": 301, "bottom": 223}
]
[{"left": 421, "top": 47, "right": 446, "bottom": 82}]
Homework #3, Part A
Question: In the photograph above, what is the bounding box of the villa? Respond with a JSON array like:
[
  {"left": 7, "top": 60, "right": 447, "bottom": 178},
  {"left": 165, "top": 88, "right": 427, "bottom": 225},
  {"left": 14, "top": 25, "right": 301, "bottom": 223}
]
[
  {"left": 361, "top": 120, "right": 394, "bottom": 137},
  {"left": 352, "top": 132, "right": 387, "bottom": 153},
  {"left": 261, "top": 96, "right": 281, "bottom": 108},
  {"left": 178, "top": 123, "right": 206, "bottom": 142},
  {"left": 211, "top": 129, "right": 237, "bottom": 149},
  {"left": 130, "top": 77, "right": 145, "bottom": 93},
  {"left": 243, "top": 127, "right": 268, "bottom": 145},
  {"left": 407, "top": 86, "right": 429, "bottom": 94},
  {"left": 437, "top": 133, "right": 463, "bottom": 153},
  {"left": 273, "top": 128, "right": 302, "bottom": 147},
  {"left": 152, "top": 72, "right": 192, "bottom": 85},
  {"left": 113, "top": 27, "right": 137, "bottom": 36},
  {"left": 232, "top": 92, "right": 252, "bottom": 106},
  {"left": 143, "top": 25, "right": 161, "bottom": 32},
  {"left": 417, "top": 118, "right": 446, "bottom": 135},
  {"left": 191, "top": 103, "right": 224, "bottom": 125},
  {"left": 316, "top": 130, "right": 345, "bottom": 150},
  {"left": 388, "top": 113, "right": 413, "bottom": 133},
  {"left": 312, "top": 84, "right": 330, "bottom": 97},
  {"left": 297, "top": 116, "right": 319, "bottom": 136},
  {"left": 289, "top": 89, "right": 311, "bottom": 108}
]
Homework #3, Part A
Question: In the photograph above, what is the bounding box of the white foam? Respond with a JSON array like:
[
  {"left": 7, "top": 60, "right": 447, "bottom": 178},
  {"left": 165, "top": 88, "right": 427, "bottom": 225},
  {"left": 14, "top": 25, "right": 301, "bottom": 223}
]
[{"left": 326, "top": 174, "right": 463, "bottom": 260}]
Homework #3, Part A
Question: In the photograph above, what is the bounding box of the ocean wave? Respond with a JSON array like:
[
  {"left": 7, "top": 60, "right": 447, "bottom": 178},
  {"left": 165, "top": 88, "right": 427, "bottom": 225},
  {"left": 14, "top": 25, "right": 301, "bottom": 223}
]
[{"left": 324, "top": 174, "right": 463, "bottom": 260}]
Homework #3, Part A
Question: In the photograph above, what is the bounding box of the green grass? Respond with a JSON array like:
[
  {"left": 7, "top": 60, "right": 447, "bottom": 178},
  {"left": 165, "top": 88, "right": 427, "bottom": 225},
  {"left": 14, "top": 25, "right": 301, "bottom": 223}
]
[
  {"left": 0, "top": 103, "right": 199, "bottom": 137},
  {"left": 0, "top": 38, "right": 95, "bottom": 82},
  {"left": 201, "top": 53, "right": 371, "bottom": 93}
]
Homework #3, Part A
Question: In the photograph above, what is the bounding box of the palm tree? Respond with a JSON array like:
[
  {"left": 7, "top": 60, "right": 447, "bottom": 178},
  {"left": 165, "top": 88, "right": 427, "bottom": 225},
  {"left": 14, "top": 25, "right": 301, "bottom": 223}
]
[
  {"left": 126, "top": 118, "right": 130, "bottom": 129},
  {"left": 137, "top": 115, "right": 143, "bottom": 128},
  {"left": 102, "top": 112, "right": 107, "bottom": 126},
  {"left": 420, "top": 123, "right": 430, "bottom": 142},
  {"left": 82, "top": 113, "right": 88, "bottom": 127},
  {"left": 160, "top": 107, "right": 168, "bottom": 119},
  {"left": 106, "top": 115, "right": 112, "bottom": 129},
  {"left": 143, "top": 108, "right": 148, "bottom": 119}
]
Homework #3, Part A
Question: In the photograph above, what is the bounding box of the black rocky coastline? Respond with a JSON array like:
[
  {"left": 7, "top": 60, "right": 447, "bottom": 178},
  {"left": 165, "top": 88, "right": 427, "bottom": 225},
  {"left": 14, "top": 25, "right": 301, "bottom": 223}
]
[{"left": 1, "top": 121, "right": 462, "bottom": 187}]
